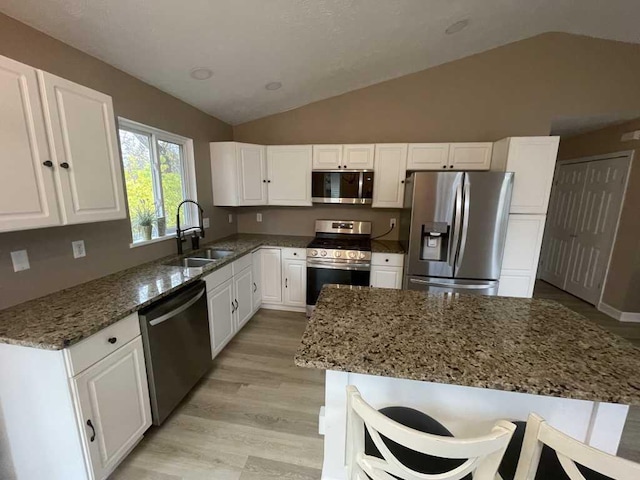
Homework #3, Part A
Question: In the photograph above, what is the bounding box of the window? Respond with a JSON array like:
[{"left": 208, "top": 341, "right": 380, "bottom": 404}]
[{"left": 118, "top": 118, "right": 197, "bottom": 245}]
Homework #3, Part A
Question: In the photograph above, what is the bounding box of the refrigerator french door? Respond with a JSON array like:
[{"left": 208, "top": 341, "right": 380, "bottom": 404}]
[{"left": 401, "top": 172, "right": 513, "bottom": 295}]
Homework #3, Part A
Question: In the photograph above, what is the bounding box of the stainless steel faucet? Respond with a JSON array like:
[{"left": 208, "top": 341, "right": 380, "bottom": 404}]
[{"left": 175, "top": 200, "right": 205, "bottom": 255}]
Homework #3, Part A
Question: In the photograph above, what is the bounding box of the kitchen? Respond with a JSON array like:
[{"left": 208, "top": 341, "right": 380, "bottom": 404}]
[{"left": 2, "top": 2, "right": 640, "bottom": 479}]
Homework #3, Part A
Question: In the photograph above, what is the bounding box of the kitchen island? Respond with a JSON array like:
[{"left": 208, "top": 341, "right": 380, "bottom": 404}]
[{"left": 295, "top": 286, "right": 640, "bottom": 480}]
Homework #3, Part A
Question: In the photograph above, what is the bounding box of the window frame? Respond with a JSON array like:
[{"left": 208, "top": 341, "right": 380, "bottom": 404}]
[{"left": 117, "top": 117, "right": 198, "bottom": 247}]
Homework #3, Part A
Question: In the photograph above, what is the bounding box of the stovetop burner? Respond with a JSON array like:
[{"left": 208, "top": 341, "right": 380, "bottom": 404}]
[{"left": 306, "top": 220, "right": 372, "bottom": 262}]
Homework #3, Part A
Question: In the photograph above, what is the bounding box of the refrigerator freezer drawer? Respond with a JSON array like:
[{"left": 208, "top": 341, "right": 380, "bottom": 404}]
[{"left": 404, "top": 276, "right": 499, "bottom": 296}]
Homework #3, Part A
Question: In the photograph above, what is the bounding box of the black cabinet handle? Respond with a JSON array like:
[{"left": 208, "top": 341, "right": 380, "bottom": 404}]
[
  {"left": 263, "top": 179, "right": 266, "bottom": 183},
  {"left": 107, "top": 337, "right": 117, "bottom": 344},
  {"left": 43, "top": 160, "right": 53, "bottom": 168},
  {"left": 267, "top": 180, "right": 271, "bottom": 183},
  {"left": 337, "top": 165, "right": 341, "bottom": 169},
  {"left": 385, "top": 258, "right": 389, "bottom": 262},
  {"left": 442, "top": 165, "right": 447, "bottom": 169},
  {"left": 253, "top": 282, "right": 257, "bottom": 292},
  {"left": 285, "top": 278, "right": 288, "bottom": 288},
  {"left": 449, "top": 165, "right": 454, "bottom": 169},
  {"left": 293, "top": 252, "right": 297, "bottom": 256},
  {"left": 60, "top": 162, "right": 70, "bottom": 169},
  {"left": 87, "top": 419, "right": 96, "bottom": 442},
  {"left": 401, "top": 180, "right": 405, "bottom": 184},
  {"left": 231, "top": 301, "right": 236, "bottom": 313},
  {"left": 234, "top": 299, "right": 238, "bottom": 310}
]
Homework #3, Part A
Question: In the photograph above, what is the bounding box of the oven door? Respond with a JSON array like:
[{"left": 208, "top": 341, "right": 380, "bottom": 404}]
[
  {"left": 306, "top": 260, "right": 371, "bottom": 308},
  {"left": 311, "top": 171, "right": 374, "bottom": 204}
]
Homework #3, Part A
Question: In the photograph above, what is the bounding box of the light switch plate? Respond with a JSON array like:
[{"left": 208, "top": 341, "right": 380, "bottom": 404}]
[
  {"left": 257, "top": 213, "right": 263, "bottom": 223},
  {"left": 72, "top": 240, "right": 86, "bottom": 259},
  {"left": 10, "top": 250, "right": 30, "bottom": 272},
  {"left": 228, "top": 214, "right": 233, "bottom": 224},
  {"left": 203, "top": 217, "right": 210, "bottom": 228}
]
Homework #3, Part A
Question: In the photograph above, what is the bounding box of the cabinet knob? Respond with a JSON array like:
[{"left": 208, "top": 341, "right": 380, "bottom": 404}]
[
  {"left": 267, "top": 180, "right": 271, "bottom": 183},
  {"left": 449, "top": 165, "right": 454, "bottom": 169},
  {"left": 385, "top": 258, "right": 389, "bottom": 262},
  {"left": 42, "top": 160, "right": 53, "bottom": 168},
  {"left": 107, "top": 337, "right": 117, "bottom": 344},
  {"left": 337, "top": 165, "right": 342, "bottom": 169},
  {"left": 60, "top": 162, "right": 70, "bottom": 169},
  {"left": 293, "top": 252, "right": 297, "bottom": 256},
  {"left": 263, "top": 179, "right": 266, "bottom": 183},
  {"left": 442, "top": 165, "right": 447, "bottom": 169},
  {"left": 401, "top": 180, "right": 405, "bottom": 184}
]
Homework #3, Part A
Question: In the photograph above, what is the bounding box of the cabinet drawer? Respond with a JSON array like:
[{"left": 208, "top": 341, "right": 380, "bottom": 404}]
[
  {"left": 371, "top": 253, "right": 404, "bottom": 267},
  {"left": 232, "top": 253, "right": 252, "bottom": 275},
  {"left": 204, "top": 263, "right": 233, "bottom": 291},
  {"left": 65, "top": 313, "right": 140, "bottom": 377},
  {"left": 282, "top": 247, "right": 306, "bottom": 260}
]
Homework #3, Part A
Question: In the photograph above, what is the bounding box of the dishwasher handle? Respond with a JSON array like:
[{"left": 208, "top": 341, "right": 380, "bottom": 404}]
[{"left": 148, "top": 288, "right": 206, "bottom": 326}]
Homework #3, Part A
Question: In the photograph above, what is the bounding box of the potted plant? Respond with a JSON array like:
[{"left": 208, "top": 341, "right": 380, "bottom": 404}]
[{"left": 135, "top": 202, "right": 156, "bottom": 241}]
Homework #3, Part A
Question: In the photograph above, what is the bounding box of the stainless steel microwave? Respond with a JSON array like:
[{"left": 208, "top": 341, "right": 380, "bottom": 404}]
[{"left": 311, "top": 170, "right": 374, "bottom": 204}]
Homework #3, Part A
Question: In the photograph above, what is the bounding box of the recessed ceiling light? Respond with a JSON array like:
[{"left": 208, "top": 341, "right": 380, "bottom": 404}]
[
  {"left": 265, "top": 81, "right": 282, "bottom": 91},
  {"left": 190, "top": 68, "right": 213, "bottom": 80},
  {"left": 445, "top": 19, "right": 470, "bottom": 35}
]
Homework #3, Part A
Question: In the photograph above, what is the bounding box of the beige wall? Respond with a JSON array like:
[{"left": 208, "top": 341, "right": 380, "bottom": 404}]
[
  {"left": 234, "top": 32, "right": 640, "bottom": 144},
  {"left": 236, "top": 206, "right": 401, "bottom": 239},
  {"left": 558, "top": 119, "right": 640, "bottom": 313},
  {"left": 0, "top": 14, "right": 234, "bottom": 309}
]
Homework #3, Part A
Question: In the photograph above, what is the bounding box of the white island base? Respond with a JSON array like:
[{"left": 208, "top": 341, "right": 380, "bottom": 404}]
[{"left": 321, "top": 370, "right": 629, "bottom": 480}]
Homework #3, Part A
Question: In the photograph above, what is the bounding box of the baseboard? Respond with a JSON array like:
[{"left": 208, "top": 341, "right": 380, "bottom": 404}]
[
  {"left": 598, "top": 302, "right": 640, "bottom": 323},
  {"left": 260, "top": 303, "right": 306, "bottom": 313}
]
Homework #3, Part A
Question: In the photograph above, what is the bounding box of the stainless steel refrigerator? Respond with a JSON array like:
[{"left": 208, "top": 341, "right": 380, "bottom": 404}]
[{"left": 399, "top": 171, "right": 513, "bottom": 295}]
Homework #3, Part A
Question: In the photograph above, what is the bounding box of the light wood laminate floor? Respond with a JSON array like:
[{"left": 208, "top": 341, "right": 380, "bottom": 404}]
[{"left": 112, "top": 282, "right": 640, "bottom": 478}]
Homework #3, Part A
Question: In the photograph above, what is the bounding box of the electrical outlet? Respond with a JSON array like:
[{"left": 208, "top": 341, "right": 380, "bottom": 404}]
[
  {"left": 257, "top": 213, "right": 263, "bottom": 223},
  {"left": 10, "top": 250, "right": 30, "bottom": 272},
  {"left": 390, "top": 218, "right": 397, "bottom": 228},
  {"left": 228, "top": 214, "right": 233, "bottom": 224},
  {"left": 72, "top": 240, "right": 86, "bottom": 259},
  {"left": 203, "top": 217, "right": 210, "bottom": 228}
]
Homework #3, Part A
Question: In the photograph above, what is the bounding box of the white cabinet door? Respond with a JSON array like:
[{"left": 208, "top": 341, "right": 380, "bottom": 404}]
[
  {"left": 504, "top": 136, "right": 560, "bottom": 214},
  {"left": 0, "top": 55, "right": 61, "bottom": 232},
  {"left": 237, "top": 143, "right": 267, "bottom": 206},
  {"left": 208, "top": 278, "right": 235, "bottom": 358},
  {"left": 252, "top": 250, "right": 262, "bottom": 312},
  {"left": 72, "top": 337, "right": 151, "bottom": 480},
  {"left": 234, "top": 266, "right": 254, "bottom": 330},
  {"left": 370, "top": 266, "right": 403, "bottom": 289},
  {"left": 448, "top": 143, "right": 493, "bottom": 170},
  {"left": 312, "top": 145, "right": 342, "bottom": 170},
  {"left": 344, "top": 144, "right": 375, "bottom": 169},
  {"left": 261, "top": 248, "right": 283, "bottom": 304},
  {"left": 38, "top": 71, "right": 126, "bottom": 224},
  {"left": 407, "top": 144, "right": 450, "bottom": 171},
  {"left": 267, "top": 145, "right": 312, "bottom": 206},
  {"left": 498, "top": 272, "right": 535, "bottom": 298},
  {"left": 283, "top": 259, "right": 307, "bottom": 307},
  {"left": 372, "top": 144, "right": 408, "bottom": 208}
]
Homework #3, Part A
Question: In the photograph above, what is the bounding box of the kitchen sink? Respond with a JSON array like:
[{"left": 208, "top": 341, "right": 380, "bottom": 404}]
[
  {"left": 165, "top": 257, "right": 216, "bottom": 268},
  {"left": 201, "top": 249, "right": 234, "bottom": 259}
]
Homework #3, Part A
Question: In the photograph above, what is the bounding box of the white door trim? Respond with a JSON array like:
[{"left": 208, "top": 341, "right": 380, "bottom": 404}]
[{"left": 552, "top": 150, "right": 633, "bottom": 308}]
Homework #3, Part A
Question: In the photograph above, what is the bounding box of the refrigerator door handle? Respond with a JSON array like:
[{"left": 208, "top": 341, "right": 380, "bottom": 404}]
[
  {"left": 409, "top": 278, "right": 494, "bottom": 289},
  {"left": 448, "top": 180, "right": 463, "bottom": 268},
  {"left": 455, "top": 177, "right": 471, "bottom": 274}
]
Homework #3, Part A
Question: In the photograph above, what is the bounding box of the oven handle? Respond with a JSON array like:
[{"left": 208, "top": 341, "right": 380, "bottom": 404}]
[{"left": 307, "top": 260, "right": 371, "bottom": 272}]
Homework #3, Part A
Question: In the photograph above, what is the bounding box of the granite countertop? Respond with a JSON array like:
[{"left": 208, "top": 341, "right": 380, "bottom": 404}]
[
  {"left": 371, "top": 240, "right": 404, "bottom": 254},
  {"left": 295, "top": 286, "right": 640, "bottom": 405},
  {"left": 0, "top": 233, "right": 312, "bottom": 350}
]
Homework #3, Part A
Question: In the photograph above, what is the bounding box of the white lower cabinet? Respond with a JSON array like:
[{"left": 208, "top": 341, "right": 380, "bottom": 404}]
[
  {"left": 370, "top": 253, "right": 404, "bottom": 289},
  {"left": 251, "top": 250, "right": 262, "bottom": 312},
  {"left": 72, "top": 337, "right": 151, "bottom": 480},
  {"left": 261, "top": 248, "right": 283, "bottom": 304},
  {"left": 207, "top": 278, "right": 235, "bottom": 358},
  {"left": 283, "top": 258, "right": 307, "bottom": 308},
  {"left": 234, "top": 265, "right": 254, "bottom": 330}
]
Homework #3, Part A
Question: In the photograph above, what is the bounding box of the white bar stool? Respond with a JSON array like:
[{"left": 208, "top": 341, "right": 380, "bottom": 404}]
[{"left": 346, "top": 385, "right": 516, "bottom": 480}]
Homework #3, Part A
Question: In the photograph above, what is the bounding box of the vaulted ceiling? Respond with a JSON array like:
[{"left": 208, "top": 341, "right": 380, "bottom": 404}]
[{"left": 2, "top": 0, "right": 639, "bottom": 125}]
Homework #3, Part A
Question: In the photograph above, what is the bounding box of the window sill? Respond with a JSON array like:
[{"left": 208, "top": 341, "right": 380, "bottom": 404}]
[{"left": 129, "top": 235, "right": 176, "bottom": 249}]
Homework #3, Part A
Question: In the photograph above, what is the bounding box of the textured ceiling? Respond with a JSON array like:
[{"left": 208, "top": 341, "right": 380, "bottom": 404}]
[{"left": 2, "top": 0, "right": 640, "bottom": 125}]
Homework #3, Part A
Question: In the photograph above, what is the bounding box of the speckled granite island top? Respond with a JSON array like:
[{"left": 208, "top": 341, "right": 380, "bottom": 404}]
[
  {"left": 295, "top": 286, "right": 640, "bottom": 405},
  {"left": 0, "top": 233, "right": 312, "bottom": 350}
]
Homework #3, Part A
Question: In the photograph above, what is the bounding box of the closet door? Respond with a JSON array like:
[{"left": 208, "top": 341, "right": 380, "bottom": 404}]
[
  {"left": 564, "top": 158, "right": 630, "bottom": 304},
  {"left": 0, "top": 55, "right": 60, "bottom": 232},
  {"left": 539, "top": 162, "right": 586, "bottom": 288}
]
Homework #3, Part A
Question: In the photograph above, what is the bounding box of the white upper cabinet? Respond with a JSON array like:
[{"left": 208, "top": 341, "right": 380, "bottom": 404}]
[
  {"left": 0, "top": 55, "right": 61, "bottom": 233},
  {"left": 343, "top": 144, "right": 375, "bottom": 169},
  {"left": 372, "top": 144, "right": 408, "bottom": 208},
  {"left": 312, "top": 144, "right": 375, "bottom": 170},
  {"left": 448, "top": 143, "right": 493, "bottom": 170},
  {"left": 211, "top": 141, "right": 267, "bottom": 206},
  {"left": 312, "top": 144, "right": 342, "bottom": 170},
  {"left": 492, "top": 136, "right": 560, "bottom": 214},
  {"left": 407, "top": 143, "right": 450, "bottom": 170},
  {"left": 38, "top": 70, "right": 126, "bottom": 224},
  {"left": 266, "top": 145, "right": 312, "bottom": 206}
]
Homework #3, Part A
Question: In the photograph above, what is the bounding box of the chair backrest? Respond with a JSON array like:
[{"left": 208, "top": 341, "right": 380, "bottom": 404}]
[
  {"left": 514, "top": 413, "right": 640, "bottom": 480},
  {"left": 346, "top": 386, "right": 516, "bottom": 480}
]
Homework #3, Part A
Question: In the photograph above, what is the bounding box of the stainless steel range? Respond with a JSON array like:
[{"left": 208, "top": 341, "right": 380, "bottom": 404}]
[{"left": 306, "top": 220, "right": 372, "bottom": 315}]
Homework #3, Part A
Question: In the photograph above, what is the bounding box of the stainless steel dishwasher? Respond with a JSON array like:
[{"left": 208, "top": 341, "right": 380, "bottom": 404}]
[{"left": 138, "top": 280, "right": 211, "bottom": 425}]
